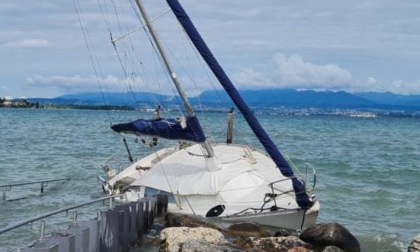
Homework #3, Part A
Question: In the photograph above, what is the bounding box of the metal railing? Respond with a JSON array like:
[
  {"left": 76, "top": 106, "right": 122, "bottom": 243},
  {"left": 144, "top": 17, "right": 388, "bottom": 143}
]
[
  {"left": 0, "top": 194, "right": 124, "bottom": 235},
  {"left": 1, "top": 178, "right": 70, "bottom": 200}
]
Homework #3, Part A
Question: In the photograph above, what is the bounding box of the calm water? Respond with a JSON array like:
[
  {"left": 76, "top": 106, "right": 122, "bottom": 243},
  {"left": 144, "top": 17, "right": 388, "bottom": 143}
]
[{"left": 0, "top": 108, "right": 419, "bottom": 251}]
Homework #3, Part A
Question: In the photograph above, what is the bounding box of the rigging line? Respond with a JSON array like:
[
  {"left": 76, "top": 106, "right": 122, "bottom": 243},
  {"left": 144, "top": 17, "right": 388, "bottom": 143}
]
[
  {"left": 151, "top": 36, "right": 186, "bottom": 116},
  {"left": 174, "top": 21, "right": 215, "bottom": 141},
  {"left": 96, "top": 0, "right": 121, "bottom": 106},
  {"left": 121, "top": 30, "right": 167, "bottom": 113},
  {"left": 126, "top": 4, "right": 178, "bottom": 116},
  {"left": 109, "top": 5, "right": 145, "bottom": 108},
  {"left": 150, "top": 148, "right": 180, "bottom": 207},
  {"left": 132, "top": 2, "right": 187, "bottom": 116},
  {"left": 109, "top": 1, "right": 142, "bottom": 107},
  {"left": 175, "top": 22, "right": 230, "bottom": 142},
  {"left": 111, "top": 8, "right": 172, "bottom": 44},
  {"left": 182, "top": 24, "right": 226, "bottom": 102},
  {"left": 73, "top": 0, "right": 112, "bottom": 125},
  {"left": 96, "top": 0, "right": 112, "bottom": 31}
]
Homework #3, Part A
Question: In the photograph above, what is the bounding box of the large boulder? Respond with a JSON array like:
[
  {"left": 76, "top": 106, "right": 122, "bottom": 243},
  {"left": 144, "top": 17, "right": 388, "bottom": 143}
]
[
  {"left": 159, "top": 227, "right": 225, "bottom": 252},
  {"left": 299, "top": 223, "right": 360, "bottom": 252},
  {"left": 226, "top": 222, "right": 271, "bottom": 238},
  {"left": 235, "top": 236, "right": 312, "bottom": 252},
  {"left": 164, "top": 212, "right": 221, "bottom": 230},
  {"left": 408, "top": 235, "right": 420, "bottom": 252}
]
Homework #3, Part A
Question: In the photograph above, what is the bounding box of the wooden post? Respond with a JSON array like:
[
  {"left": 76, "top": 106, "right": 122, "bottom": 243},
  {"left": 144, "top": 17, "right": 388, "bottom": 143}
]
[
  {"left": 156, "top": 194, "right": 168, "bottom": 217},
  {"left": 226, "top": 108, "right": 234, "bottom": 144}
]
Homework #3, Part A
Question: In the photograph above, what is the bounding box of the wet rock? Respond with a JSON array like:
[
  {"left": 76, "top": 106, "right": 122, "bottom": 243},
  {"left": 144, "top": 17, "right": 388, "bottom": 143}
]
[
  {"left": 299, "top": 223, "right": 360, "bottom": 252},
  {"left": 226, "top": 222, "right": 271, "bottom": 238},
  {"left": 164, "top": 212, "right": 221, "bottom": 230},
  {"left": 275, "top": 228, "right": 300, "bottom": 237},
  {"left": 322, "top": 246, "right": 345, "bottom": 252},
  {"left": 408, "top": 235, "right": 420, "bottom": 252},
  {"left": 159, "top": 227, "right": 224, "bottom": 252},
  {"left": 236, "top": 236, "right": 312, "bottom": 252}
]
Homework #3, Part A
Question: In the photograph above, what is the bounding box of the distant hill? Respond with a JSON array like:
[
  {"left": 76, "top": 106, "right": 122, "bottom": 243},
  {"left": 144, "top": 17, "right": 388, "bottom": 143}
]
[
  {"left": 196, "top": 89, "right": 375, "bottom": 108},
  {"left": 26, "top": 89, "right": 420, "bottom": 110},
  {"left": 354, "top": 92, "right": 420, "bottom": 108},
  {"left": 57, "top": 92, "right": 173, "bottom": 105}
]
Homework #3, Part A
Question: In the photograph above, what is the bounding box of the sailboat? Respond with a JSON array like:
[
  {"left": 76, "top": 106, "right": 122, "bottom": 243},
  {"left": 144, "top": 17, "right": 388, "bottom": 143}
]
[{"left": 97, "top": 0, "right": 320, "bottom": 230}]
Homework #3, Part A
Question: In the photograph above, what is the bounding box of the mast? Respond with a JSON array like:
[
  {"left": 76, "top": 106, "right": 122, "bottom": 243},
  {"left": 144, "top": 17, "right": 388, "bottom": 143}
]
[
  {"left": 166, "top": 0, "right": 312, "bottom": 209},
  {"left": 134, "top": 0, "right": 215, "bottom": 158},
  {"left": 135, "top": 0, "right": 193, "bottom": 116}
]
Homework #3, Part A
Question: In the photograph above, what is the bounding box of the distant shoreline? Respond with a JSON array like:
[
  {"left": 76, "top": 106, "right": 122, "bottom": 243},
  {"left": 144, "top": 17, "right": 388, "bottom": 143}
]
[{"left": 1, "top": 103, "right": 419, "bottom": 118}]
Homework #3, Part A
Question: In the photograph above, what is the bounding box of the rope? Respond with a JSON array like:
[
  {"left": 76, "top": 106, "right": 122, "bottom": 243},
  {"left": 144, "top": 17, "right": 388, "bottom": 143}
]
[{"left": 72, "top": 0, "right": 112, "bottom": 125}]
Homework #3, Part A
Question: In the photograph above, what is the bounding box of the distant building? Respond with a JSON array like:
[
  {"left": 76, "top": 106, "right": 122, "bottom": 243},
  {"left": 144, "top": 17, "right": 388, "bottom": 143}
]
[{"left": 0, "top": 98, "right": 37, "bottom": 108}]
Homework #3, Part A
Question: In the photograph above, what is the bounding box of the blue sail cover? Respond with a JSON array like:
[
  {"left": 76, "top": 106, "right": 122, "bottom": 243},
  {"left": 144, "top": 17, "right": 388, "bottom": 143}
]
[
  {"left": 166, "top": 0, "right": 313, "bottom": 209},
  {"left": 111, "top": 116, "right": 206, "bottom": 142}
]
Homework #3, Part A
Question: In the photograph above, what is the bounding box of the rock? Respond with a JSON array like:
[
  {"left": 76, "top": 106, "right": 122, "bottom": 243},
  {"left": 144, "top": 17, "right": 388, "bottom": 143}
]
[
  {"left": 181, "top": 239, "right": 242, "bottom": 252},
  {"left": 322, "top": 246, "right": 345, "bottom": 252},
  {"left": 227, "top": 222, "right": 271, "bottom": 238},
  {"left": 275, "top": 228, "right": 300, "bottom": 237},
  {"left": 236, "top": 236, "right": 312, "bottom": 252},
  {"left": 408, "top": 235, "right": 420, "bottom": 252},
  {"left": 287, "top": 246, "right": 313, "bottom": 252},
  {"left": 299, "top": 223, "right": 360, "bottom": 252},
  {"left": 159, "top": 227, "right": 225, "bottom": 252},
  {"left": 164, "top": 212, "right": 221, "bottom": 231}
]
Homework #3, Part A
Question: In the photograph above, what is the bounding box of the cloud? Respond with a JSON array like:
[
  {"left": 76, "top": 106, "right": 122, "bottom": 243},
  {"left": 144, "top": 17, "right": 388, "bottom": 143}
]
[
  {"left": 25, "top": 74, "right": 197, "bottom": 96},
  {"left": 5, "top": 39, "right": 50, "bottom": 48},
  {"left": 27, "top": 75, "right": 125, "bottom": 93},
  {"left": 353, "top": 77, "right": 420, "bottom": 94},
  {"left": 387, "top": 79, "right": 420, "bottom": 95},
  {"left": 366, "top": 77, "right": 377, "bottom": 85},
  {"left": 232, "top": 69, "right": 274, "bottom": 89},
  {"left": 272, "top": 54, "right": 353, "bottom": 89},
  {"left": 232, "top": 54, "right": 353, "bottom": 90}
]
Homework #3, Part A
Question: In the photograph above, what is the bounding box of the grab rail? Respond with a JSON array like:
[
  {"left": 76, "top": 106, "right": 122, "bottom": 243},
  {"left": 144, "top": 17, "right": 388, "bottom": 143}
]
[
  {"left": 1, "top": 178, "right": 70, "bottom": 200},
  {"left": 0, "top": 194, "right": 124, "bottom": 235},
  {"left": 305, "top": 163, "right": 317, "bottom": 190},
  {"left": 268, "top": 163, "right": 317, "bottom": 193}
]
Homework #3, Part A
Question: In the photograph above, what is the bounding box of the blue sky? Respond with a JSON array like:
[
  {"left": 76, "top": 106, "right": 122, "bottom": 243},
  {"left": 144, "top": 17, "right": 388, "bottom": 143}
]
[{"left": 1, "top": 0, "right": 420, "bottom": 98}]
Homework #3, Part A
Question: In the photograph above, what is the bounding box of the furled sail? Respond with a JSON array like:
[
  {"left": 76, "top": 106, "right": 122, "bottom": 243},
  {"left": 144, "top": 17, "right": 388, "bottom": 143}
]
[
  {"left": 166, "top": 0, "right": 313, "bottom": 209},
  {"left": 111, "top": 116, "right": 206, "bottom": 142}
]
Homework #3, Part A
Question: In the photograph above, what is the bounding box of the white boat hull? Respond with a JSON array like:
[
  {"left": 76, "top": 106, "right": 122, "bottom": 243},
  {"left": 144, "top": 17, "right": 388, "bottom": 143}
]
[
  {"left": 220, "top": 200, "right": 320, "bottom": 230},
  {"left": 100, "top": 144, "right": 319, "bottom": 230}
]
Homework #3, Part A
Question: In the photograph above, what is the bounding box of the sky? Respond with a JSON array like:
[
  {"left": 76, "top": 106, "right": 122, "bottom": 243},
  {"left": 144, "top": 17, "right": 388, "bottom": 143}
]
[{"left": 1, "top": 0, "right": 420, "bottom": 99}]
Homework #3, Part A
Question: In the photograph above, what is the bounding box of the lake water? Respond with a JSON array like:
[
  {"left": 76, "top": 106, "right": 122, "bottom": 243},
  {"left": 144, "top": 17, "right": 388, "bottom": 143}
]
[{"left": 0, "top": 108, "right": 419, "bottom": 251}]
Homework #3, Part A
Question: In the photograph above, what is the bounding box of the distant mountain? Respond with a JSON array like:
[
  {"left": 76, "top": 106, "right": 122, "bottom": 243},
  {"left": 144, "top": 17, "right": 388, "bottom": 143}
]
[
  {"left": 354, "top": 92, "right": 420, "bottom": 108},
  {"left": 196, "top": 89, "right": 375, "bottom": 108},
  {"left": 26, "top": 89, "right": 420, "bottom": 110},
  {"left": 57, "top": 92, "right": 174, "bottom": 105}
]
